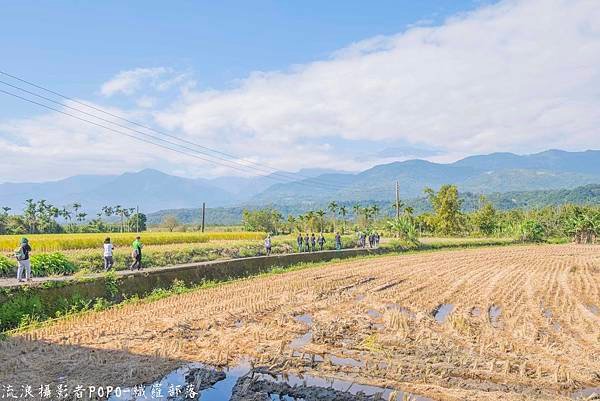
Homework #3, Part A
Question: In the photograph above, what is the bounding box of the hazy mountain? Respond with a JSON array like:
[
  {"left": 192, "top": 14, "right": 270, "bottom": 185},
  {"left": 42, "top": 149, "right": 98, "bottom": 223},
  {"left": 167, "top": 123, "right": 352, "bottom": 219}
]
[
  {"left": 250, "top": 150, "right": 600, "bottom": 204},
  {"left": 2, "top": 150, "right": 600, "bottom": 214},
  {"left": 0, "top": 169, "right": 234, "bottom": 213}
]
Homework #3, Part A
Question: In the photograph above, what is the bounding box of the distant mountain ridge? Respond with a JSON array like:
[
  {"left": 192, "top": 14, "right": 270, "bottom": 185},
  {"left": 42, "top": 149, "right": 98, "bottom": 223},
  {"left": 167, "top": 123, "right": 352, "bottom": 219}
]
[{"left": 1, "top": 149, "right": 600, "bottom": 214}]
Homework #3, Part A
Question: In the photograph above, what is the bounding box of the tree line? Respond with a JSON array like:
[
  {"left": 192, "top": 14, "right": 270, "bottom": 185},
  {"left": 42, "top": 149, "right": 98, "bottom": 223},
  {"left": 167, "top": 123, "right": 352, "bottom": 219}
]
[
  {"left": 0, "top": 199, "right": 147, "bottom": 234},
  {"left": 241, "top": 184, "right": 600, "bottom": 244}
]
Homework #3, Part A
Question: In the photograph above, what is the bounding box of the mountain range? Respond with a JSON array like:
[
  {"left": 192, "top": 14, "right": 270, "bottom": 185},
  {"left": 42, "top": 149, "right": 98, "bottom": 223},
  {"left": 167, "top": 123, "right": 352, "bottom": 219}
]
[{"left": 2, "top": 149, "right": 600, "bottom": 214}]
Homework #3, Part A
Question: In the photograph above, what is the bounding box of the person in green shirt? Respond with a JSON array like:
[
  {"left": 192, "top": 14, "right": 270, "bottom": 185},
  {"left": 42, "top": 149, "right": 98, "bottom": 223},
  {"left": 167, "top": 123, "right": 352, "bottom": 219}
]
[{"left": 130, "top": 236, "right": 143, "bottom": 270}]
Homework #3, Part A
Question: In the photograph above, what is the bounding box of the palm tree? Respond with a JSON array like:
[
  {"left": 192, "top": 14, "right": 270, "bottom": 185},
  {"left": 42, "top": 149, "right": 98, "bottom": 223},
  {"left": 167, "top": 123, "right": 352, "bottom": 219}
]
[
  {"left": 287, "top": 215, "right": 296, "bottom": 233},
  {"left": 306, "top": 210, "right": 316, "bottom": 232},
  {"left": 339, "top": 206, "right": 348, "bottom": 234},
  {"left": 352, "top": 204, "right": 362, "bottom": 225},
  {"left": 328, "top": 201, "right": 338, "bottom": 231},
  {"left": 316, "top": 209, "right": 326, "bottom": 232},
  {"left": 76, "top": 212, "right": 87, "bottom": 223}
]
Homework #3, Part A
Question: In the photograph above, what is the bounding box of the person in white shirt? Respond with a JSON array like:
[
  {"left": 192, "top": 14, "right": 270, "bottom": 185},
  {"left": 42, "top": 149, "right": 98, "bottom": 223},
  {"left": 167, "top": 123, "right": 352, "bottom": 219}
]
[
  {"left": 264, "top": 234, "right": 272, "bottom": 256},
  {"left": 103, "top": 237, "right": 116, "bottom": 271}
]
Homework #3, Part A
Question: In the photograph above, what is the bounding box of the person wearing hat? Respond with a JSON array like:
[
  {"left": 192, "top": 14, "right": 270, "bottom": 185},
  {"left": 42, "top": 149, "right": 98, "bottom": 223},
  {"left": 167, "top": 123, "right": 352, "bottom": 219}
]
[{"left": 15, "top": 237, "right": 32, "bottom": 282}]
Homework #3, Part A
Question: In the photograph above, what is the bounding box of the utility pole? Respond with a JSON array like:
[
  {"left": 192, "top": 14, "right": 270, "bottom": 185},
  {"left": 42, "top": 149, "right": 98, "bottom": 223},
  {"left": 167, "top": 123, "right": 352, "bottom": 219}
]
[
  {"left": 395, "top": 181, "right": 400, "bottom": 220},
  {"left": 136, "top": 205, "right": 139, "bottom": 233},
  {"left": 201, "top": 202, "right": 206, "bottom": 233}
]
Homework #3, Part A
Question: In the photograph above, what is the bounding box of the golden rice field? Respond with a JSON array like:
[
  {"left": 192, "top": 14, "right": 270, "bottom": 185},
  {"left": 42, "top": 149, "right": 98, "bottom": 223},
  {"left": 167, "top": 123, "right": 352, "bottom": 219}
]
[
  {"left": 0, "top": 231, "right": 265, "bottom": 252},
  {"left": 1, "top": 244, "right": 599, "bottom": 400}
]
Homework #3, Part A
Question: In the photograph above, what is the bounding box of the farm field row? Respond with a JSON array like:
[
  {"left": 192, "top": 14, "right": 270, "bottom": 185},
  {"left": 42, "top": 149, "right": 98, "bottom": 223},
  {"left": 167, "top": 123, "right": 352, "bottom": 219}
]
[
  {"left": 0, "top": 231, "right": 265, "bottom": 252},
  {"left": 1, "top": 244, "right": 598, "bottom": 400}
]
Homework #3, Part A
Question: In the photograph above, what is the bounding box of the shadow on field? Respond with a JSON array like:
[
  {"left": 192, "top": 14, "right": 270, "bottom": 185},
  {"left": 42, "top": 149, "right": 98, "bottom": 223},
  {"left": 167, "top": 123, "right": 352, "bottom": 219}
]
[{"left": 0, "top": 335, "right": 187, "bottom": 399}]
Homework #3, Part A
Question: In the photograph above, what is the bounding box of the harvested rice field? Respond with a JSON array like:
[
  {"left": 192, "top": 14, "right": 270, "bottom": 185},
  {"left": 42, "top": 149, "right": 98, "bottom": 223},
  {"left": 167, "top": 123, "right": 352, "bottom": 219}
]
[{"left": 1, "top": 244, "right": 599, "bottom": 400}]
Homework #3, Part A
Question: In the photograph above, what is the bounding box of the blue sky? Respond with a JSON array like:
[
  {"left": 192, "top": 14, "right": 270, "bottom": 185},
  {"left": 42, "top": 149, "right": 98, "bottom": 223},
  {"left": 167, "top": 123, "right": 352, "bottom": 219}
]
[
  {"left": 1, "top": 0, "right": 599, "bottom": 182},
  {"left": 1, "top": 0, "right": 489, "bottom": 111}
]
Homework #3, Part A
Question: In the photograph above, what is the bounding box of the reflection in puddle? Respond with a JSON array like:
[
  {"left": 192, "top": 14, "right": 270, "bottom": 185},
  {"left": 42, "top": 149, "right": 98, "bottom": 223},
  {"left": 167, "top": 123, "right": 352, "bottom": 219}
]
[
  {"left": 488, "top": 305, "right": 502, "bottom": 328},
  {"left": 367, "top": 309, "right": 381, "bottom": 319},
  {"left": 110, "top": 360, "right": 435, "bottom": 401},
  {"left": 542, "top": 307, "right": 561, "bottom": 331},
  {"left": 290, "top": 313, "right": 314, "bottom": 349},
  {"left": 471, "top": 307, "right": 482, "bottom": 317},
  {"left": 433, "top": 304, "right": 454, "bottom": 323},
  {"left": 571, "top": 386, "right": 600, "bottom": 399},
  {"left": 329, "top": 355, "right": 365, "bottom": 368},
  {"left": 586, "top": 304, "right": 599, "bottom": 316}
]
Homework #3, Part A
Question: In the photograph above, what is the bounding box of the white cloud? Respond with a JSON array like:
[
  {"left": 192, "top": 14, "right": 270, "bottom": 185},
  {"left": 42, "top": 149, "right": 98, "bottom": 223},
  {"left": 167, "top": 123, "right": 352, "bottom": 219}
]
[
  {"left": 100, "top": 67, "right": 168, "bottom": 96},
  {"left": 157, "top": 0, "right": 600, "bottom": 163}
]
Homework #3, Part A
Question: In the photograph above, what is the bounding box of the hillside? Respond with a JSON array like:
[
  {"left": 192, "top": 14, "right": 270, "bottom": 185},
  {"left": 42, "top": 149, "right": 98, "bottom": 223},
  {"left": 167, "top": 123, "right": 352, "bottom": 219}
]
[
  {"left": 147, "top": 184, "right": 600, "bottom": 226},
  {"left": 2, "top": 150, "right": 600, "bottom": 214}
]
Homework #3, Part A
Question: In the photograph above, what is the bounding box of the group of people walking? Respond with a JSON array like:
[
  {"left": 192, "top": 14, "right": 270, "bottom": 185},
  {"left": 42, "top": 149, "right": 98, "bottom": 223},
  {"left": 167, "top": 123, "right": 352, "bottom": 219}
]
[
  {"left": 294, "top": 232, "right": 342, "bottom": 253},
  {"left": 12, "top": 235, "right": 145, "bottom": 282},
  {"left": 357, "top": 231, "right": 380, "bottom": 248},
  {"left": 102, "top": 235, "right": 144, "bottom": 271}
]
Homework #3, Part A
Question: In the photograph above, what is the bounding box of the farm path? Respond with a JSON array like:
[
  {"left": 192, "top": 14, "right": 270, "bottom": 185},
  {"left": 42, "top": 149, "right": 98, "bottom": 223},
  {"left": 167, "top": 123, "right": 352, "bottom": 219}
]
[{"left": 1, "top": 244, "right": 599, "bottom": 401}]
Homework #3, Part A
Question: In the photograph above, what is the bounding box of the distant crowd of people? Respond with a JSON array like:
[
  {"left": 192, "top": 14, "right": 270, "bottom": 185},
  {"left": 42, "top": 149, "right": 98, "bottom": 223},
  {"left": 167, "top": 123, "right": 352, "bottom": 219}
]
[
  {"left": 293, "top": 232, "right": 338, "bottom": 253},
  {"left": 357, "top": 231, "right": 380, "bottom": 248}
]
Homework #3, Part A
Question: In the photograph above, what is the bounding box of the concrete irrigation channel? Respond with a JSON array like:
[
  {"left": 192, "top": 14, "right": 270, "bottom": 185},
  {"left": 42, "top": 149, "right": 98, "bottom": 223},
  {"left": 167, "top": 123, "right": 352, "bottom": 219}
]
[{"left": 1, "top": 244, "right": 599, "bottom": 400}]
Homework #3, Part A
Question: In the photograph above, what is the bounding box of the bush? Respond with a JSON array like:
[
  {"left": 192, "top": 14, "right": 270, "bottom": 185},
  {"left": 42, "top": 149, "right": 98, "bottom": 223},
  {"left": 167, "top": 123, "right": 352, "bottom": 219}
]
[
  {"left": 518, "top": 220, "right": 546, "bottom": 243},
  {"left": 0, "top": 255, "right": 16, "bottom": 276},
  {"left": 30, "top": 253, "right": 76, "bottom": 276}
]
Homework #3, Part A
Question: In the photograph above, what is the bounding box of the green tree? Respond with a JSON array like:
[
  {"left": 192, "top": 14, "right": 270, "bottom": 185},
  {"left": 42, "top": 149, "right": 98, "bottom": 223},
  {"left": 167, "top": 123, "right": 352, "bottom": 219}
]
[
  {"left": 128, "top": 213, "right": 147, "bottom": 232},
  {"left": 471, "top": 197, "right": 497, "bottom": 236},
  {"left": 328, "top": 201, "right": 338, "bottom": 230},
  {"left": 387, "top": 216, "right": 419, "bottom": 245},
  {"left": 424, "top": 185, "right": 465, "bottom": 235},
  {"left": 242, "top": 208, "right": 283, "bottom": 233}
]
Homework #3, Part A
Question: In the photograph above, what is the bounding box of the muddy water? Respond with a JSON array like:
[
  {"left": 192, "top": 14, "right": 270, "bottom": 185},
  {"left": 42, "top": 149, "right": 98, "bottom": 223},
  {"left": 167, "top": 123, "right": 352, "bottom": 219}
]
[
  {"left": 470, "top": 307, "right": 482, "bottom": 317},
  {"left": 586, "top": 304, "right": 599, "bottom": 315},
  {"left": 433, "top": 303, "right": 454, "bottom": 323},
  {"left": 488, "top": 305, "right": 502, "bottom": 328},
  {"left": 542, "top": 307, "right": 561, "bottom": 331},
  {"left": 108, "top": 361, "right": 434, "bottom": 401},
  {"left": 290, "top": 313, "right": 314, "bottom": 349},
  {"left": 571, "top": 386, "right": 600, "bottom": 399}
]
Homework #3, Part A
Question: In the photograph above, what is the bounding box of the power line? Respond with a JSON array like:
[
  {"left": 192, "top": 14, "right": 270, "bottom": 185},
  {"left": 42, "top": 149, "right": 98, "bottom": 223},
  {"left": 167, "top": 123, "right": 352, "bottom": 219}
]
[
  {"left": 0, "top": 87, "right": 342, "bottom": 191},
  {"left": 0, "top": 70, "right": 347, "bottom": 189}
]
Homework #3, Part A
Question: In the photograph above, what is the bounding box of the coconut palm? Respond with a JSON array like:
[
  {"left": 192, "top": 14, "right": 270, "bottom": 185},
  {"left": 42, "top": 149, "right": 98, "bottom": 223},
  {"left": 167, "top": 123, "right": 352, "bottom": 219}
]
[
  {"left": 328, "top": 201, "right": 338, "bottom": 230},
  {"left": 339, "top": 206, "right": 348, "bottom": 234}
]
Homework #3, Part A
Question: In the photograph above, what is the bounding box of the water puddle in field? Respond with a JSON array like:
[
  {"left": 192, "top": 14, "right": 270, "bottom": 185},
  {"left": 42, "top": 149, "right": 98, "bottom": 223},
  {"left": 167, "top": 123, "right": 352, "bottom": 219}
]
[
  {"left": 433, "top": 303, "right": 454, "bottom": 323},
  {"left": 108, "top": 360, "right": 434, "bottom": 401},
  {"left": 586, "top": 304, "right": 599, "bottom": 315},
  {"left": 488, "top": 305, "right": 502, "bottom": 328},
  {"left": 470, "top": 307, "right": 482, "bottom": 317},
  {"left": 328, "top": 355, "right": 365, "bottom": 368},
  {"left": 290, "top": 314, "right": 314, "bottom": 349},
  {"left": 366, "top": 309, "right": 381, "bottom": 319},
  {"left": 571, "top": 386, "right": 600, "bottom": 399},
  {"left": 542, "top": 307, "right": 561, "bottom": 332}
]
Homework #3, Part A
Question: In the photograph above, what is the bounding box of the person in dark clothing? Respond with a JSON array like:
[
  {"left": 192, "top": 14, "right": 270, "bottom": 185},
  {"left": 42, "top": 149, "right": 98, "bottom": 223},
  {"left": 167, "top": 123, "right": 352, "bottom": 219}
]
[
  {"left": 304, "top": 234, "right": 310, "bottom": 252},
  {"left": 130, "top": 236, "right": 143, "bottom": 270},
  {"left": 335, "top": 232, "right": 342, "bottom": 250},
  {"left": 375, "top": 232, "right": 380, "bottom": 247},
  {"left": 15, "top": 237, "right": 32, "bottom": 282},
  {"left": 310, "top": 233, "right": 316, "bottom": 252},
  {"left": 317, "top": 233, "right": 326, "bottom": 251},
  {"left": 296, "top": 233, "right": 303, "bottom": 252}
]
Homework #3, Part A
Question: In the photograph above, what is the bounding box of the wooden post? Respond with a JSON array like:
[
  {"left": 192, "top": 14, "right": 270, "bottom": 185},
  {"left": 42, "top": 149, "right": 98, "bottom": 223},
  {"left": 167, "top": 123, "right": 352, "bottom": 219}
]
[
  {"left": 395, "top": 181, "right": 400, "bottom": 220},
  {"left": 201, "top": 202, "right": 206, "bottom": 232}
]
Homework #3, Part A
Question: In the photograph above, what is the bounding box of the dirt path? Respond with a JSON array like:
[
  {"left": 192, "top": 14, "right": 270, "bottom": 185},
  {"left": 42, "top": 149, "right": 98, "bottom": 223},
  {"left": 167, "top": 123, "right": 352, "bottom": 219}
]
[{"left": 1, "top": 244, "right": 599, "bottom": 400}]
